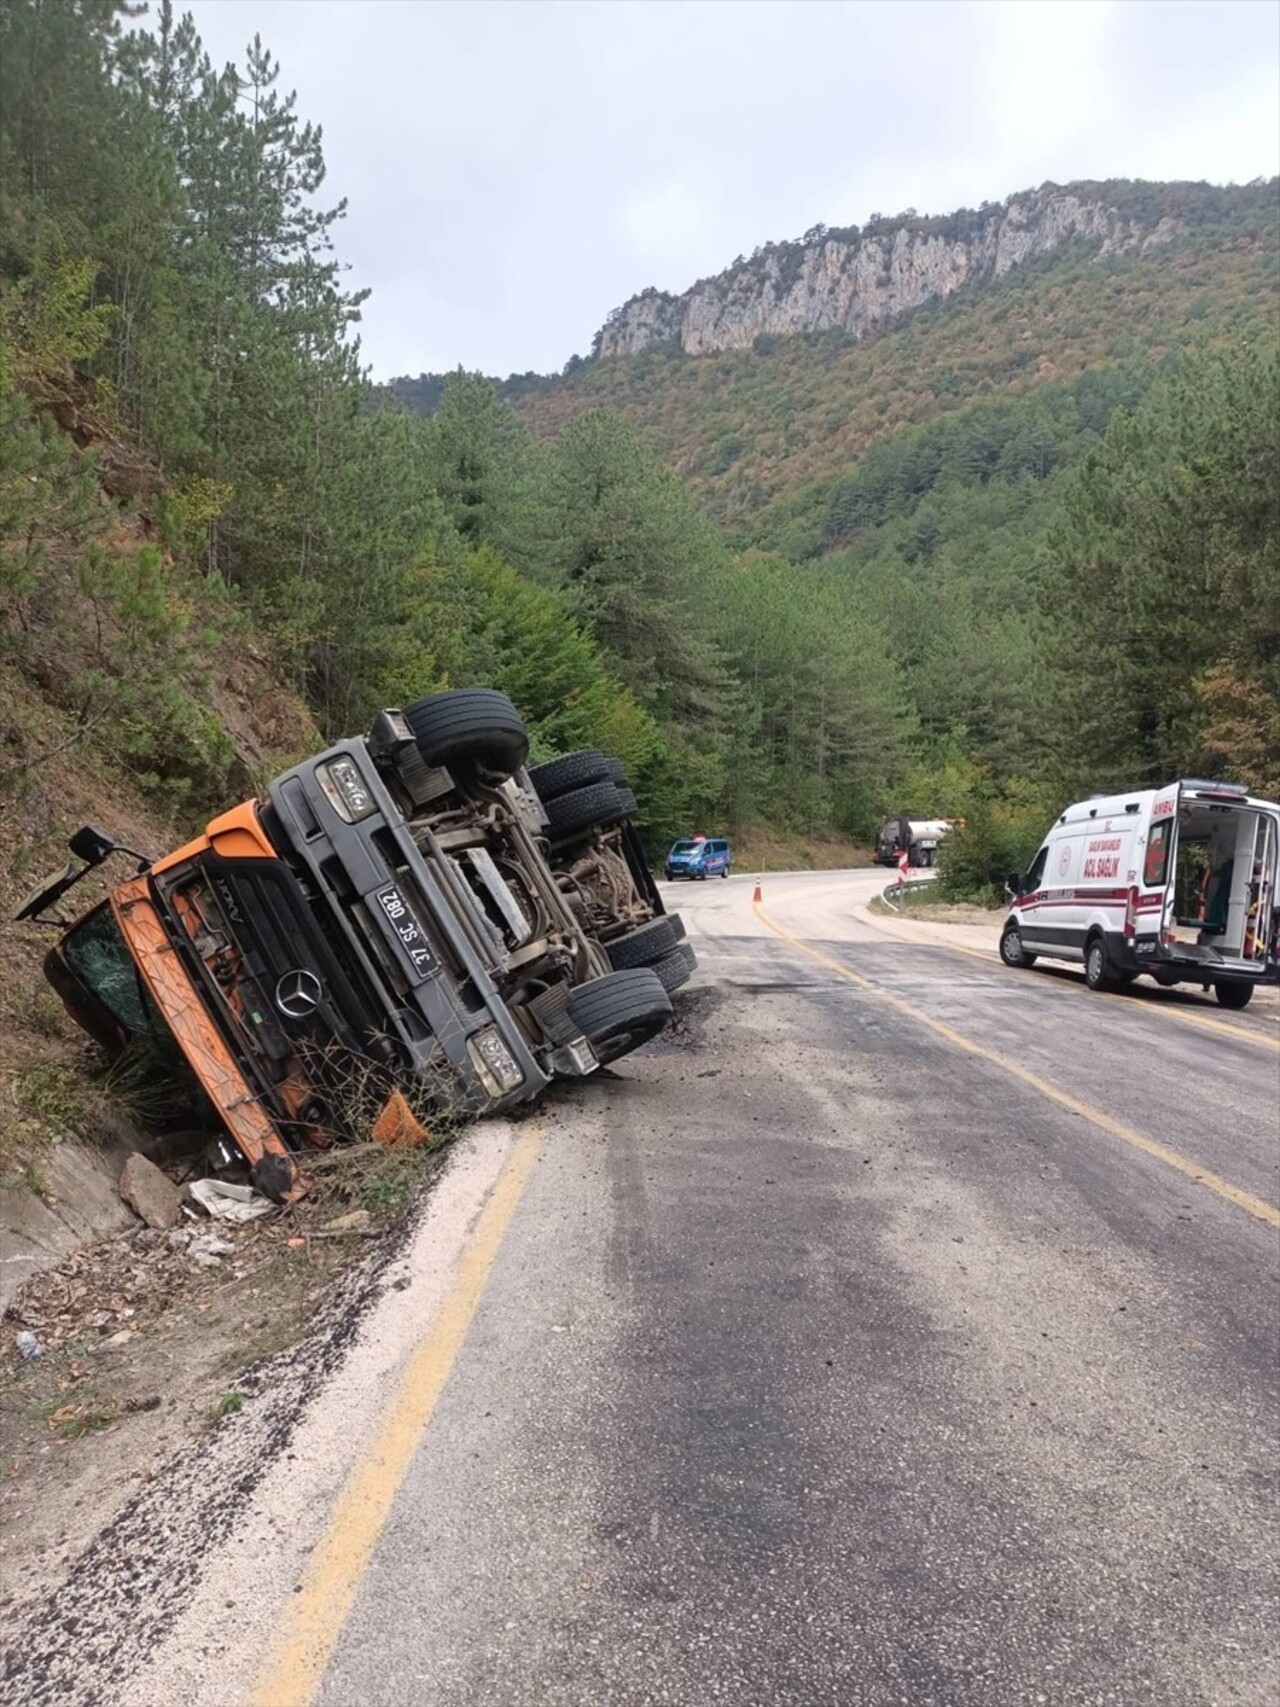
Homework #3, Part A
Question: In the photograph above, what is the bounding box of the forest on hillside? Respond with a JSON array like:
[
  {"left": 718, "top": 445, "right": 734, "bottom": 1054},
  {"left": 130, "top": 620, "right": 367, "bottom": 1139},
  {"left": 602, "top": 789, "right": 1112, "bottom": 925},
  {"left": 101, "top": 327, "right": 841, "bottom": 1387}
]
[{"left": 2, "top": 0, "right": 1277, "bottom": 893}]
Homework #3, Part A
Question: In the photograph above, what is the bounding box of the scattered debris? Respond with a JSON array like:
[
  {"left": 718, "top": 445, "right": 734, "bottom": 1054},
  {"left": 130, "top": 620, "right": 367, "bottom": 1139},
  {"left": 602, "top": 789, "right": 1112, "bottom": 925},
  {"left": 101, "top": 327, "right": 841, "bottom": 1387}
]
[
  {"left": 188, "top": 1233, "right": 235, "bottom": 1269},
  {"left": 15, "top": 1330, "right": 43, "bottom": 1361},
  {"left": 187, "top": 1178, "right": 275, "bottom": 1223},
  {"left": 118, "top": 1152, "right": 183, "bottom": 1231},
  {"left": 321, "top": 1209, "right": 372, "bottom": 1235},
  {"left": 371, "top": 1088, "right": 434, "bottom": 1147}
]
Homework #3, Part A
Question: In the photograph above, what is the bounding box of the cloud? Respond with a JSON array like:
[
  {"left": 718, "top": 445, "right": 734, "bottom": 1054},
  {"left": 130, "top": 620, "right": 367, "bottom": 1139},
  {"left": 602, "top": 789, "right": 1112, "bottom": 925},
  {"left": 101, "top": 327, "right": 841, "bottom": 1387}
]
[
  {"left": 619, "top": 177, "right": 719, "bottom": 269},
  {"left": 181, "top": 0, "right": 1280, "bottom": 377},
  {"left": 975, "top": 0, "right": 1121, "bottom": 154}
]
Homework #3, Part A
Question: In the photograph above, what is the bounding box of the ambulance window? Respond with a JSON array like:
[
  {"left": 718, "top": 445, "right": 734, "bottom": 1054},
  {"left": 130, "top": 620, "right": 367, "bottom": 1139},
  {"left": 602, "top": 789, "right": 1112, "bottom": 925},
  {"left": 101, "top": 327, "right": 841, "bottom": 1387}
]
[
  {"left": 1023, "top": 847, "right": 1048, "bottom": 893},
  {"left": 1144, "top": 819, "right": 1173, "bottom": 888}
]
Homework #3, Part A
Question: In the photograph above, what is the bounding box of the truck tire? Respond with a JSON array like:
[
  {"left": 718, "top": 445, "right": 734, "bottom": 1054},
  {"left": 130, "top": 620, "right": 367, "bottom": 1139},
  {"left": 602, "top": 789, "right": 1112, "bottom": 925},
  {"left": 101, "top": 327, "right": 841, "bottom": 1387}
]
[
  {"left": 651, "top": 943, "right": 696, "bottom": 993},
  {"left": 668, "top": 913, "right": 686, "bottom": 941},
  {"left": 999, "top": 922, "right": 1036, "bottom": 968},
  {"left": 568, "top": 968, "right": 671, "bottom": 1066},
  {"left": 614, "top": 786, "right": 639, "bottom": 820},
  {"left": 403, "top": 689, "right": 528, "bottom": 780},
  {"left": 607, "top": 916, "right": 678, "bottom": 969},
  {"left": 528, "top": 749, "right": 609, "bottom": 801},
  {"left": 1084, "top": 935, "right": 1115, "bottom": 992},
  {"left": 545, "top": 781, "right": 627, "bottom": 839},
  {"left": 605, "top": 757, "right": 627, "bottom": 785},
  {"left": 1214, "top": 979, "right": 1254, "bottom": 1010}
]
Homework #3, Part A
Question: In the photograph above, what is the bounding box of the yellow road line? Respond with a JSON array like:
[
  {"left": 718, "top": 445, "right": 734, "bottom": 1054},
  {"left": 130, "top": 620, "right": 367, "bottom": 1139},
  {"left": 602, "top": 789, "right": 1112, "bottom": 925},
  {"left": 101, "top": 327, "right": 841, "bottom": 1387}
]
[
  {"left": 855, "top": 905, "right": 1279, "bottom": 1052},
  {"left": 249, "top": 1119, "right": 547, "bottom": 1707},
  {"left": 755, "top": 902, "right": 1280, "bottom": 1230}
]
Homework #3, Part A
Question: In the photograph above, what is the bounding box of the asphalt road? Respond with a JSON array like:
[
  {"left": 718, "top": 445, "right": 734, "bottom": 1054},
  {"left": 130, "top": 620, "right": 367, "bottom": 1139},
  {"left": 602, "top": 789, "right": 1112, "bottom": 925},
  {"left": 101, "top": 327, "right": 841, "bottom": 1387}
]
[{"left": 288, "top": 869, "right": 1279, "bottom": 1707}]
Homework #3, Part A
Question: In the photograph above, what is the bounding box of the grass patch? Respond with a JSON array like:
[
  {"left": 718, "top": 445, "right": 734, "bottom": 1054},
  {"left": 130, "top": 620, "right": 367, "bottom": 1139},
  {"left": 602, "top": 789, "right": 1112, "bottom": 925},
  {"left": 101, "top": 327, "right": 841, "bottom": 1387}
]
[
  {"left": 27, "top": 989, "right": 71, "bottom": 1041},
  {"left": 16, "top": 1060, "right": 86, "bottom": 1131},
  {"left": 354, "top": 1144, "right": 444, "bottom": 1223},
  {"left": 214, "top": 1389, "right": 246, "bottom": 1419},
  {"left": 1, "top": 1057, "right": 89, "bottom": 1178},
  {"left": 722, "top": 827, "right": 872, "bottom": 874},
  {"left": 35, "top": 1386, "right": 120, "bottom": 1441},
  {"left": 870, "top": 890, "right": 1002, "bottom": 925}
]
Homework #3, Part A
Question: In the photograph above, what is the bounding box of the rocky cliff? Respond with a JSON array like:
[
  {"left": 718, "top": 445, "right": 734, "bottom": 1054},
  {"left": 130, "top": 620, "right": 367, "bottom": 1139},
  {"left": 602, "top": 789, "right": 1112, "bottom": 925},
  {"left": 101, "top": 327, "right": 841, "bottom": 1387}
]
[{"left": 593, "top": 184, "right": 1184, "bottom": 359}]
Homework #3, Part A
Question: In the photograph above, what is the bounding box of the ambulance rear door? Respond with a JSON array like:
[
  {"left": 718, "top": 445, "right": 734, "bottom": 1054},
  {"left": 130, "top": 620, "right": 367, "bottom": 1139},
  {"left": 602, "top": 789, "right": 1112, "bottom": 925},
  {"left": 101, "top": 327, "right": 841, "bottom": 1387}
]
[{"left": 1143, "top": 782, "right": 1181, "bottom": 944}]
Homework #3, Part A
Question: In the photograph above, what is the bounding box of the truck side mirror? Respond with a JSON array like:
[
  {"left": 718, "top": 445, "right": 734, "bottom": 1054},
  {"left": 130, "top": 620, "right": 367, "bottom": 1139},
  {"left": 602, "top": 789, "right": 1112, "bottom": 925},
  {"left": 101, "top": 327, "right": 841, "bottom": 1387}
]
[
  {"left": 68, "top": 825, "right": 118, "bottom": 866},
  {"left": 1004, "top": 872, "right": 1021, "bottom": 900}
]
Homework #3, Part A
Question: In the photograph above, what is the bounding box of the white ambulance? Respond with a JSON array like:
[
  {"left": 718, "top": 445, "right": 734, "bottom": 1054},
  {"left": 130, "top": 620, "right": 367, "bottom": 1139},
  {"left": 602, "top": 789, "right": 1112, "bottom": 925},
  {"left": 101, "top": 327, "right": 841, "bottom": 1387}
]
[{"left": 999, "top": 778, "right": 1280, "bottom": 1009}]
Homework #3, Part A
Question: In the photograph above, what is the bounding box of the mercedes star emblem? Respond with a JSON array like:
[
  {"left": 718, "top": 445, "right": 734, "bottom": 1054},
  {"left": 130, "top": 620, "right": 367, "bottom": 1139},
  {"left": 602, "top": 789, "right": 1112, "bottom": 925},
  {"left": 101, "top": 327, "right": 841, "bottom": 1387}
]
[{"left": 275, "top": 968, "right": 323, "bottom": 1019}]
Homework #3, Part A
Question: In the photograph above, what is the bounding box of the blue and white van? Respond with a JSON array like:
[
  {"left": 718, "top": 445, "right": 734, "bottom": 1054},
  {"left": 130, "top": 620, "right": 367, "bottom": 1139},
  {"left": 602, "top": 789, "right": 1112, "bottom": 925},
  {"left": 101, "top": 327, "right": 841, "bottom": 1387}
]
[{"left": 664, "top": 836, "right": 732, "bottom": 881}]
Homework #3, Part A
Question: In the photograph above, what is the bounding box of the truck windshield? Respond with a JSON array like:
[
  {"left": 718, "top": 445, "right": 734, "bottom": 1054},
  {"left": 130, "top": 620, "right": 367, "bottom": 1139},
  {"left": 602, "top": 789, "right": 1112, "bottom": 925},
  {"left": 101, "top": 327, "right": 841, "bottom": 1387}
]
[
  {"left": 64, "top": 904, "right": 170, "bottom": 1040},
  {"left": 670, "top": 840, "right": 699, "bottom": 854}
]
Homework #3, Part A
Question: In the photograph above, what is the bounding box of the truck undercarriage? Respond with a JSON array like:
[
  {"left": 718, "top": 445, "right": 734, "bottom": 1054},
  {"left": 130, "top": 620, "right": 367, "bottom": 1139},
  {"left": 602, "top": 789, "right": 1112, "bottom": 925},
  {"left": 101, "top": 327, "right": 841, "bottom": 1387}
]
[{"left": 18, "top": 692, "right": 695, "bottom": 1200}]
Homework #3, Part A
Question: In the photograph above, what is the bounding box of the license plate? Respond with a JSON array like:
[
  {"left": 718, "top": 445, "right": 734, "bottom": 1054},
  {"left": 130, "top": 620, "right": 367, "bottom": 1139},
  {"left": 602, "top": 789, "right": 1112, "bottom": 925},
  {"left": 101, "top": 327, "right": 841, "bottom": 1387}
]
[{"left": 374, "top": 883, "right": 437, "bottom": 981}]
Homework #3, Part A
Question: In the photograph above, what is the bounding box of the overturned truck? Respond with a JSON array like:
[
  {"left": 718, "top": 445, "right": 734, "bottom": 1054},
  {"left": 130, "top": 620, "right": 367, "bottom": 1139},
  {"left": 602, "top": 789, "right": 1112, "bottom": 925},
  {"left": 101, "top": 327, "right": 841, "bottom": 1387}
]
[{"left": 16, "top": 690, "right": 695, "bottom": 1202}]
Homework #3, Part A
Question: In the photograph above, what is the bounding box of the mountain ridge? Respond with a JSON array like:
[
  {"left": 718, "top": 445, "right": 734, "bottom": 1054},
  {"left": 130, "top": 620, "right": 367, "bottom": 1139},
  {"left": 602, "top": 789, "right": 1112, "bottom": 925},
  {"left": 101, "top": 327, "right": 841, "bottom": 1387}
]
[{"left": 590, "top": 179, "right": 1203, "bottom": 359}]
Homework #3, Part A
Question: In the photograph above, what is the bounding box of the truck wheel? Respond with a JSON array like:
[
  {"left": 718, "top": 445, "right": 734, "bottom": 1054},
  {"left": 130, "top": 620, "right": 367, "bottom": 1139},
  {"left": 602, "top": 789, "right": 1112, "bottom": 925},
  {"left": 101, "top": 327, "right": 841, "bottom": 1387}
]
[
  {"left": 568, "top": 968, "right": 672, "bottom": 1066},
  {"left": 999, "top": 922, "right": 1036, "bottom": 968},
  {"left": 404, "top": 689, "right": 528, "bottom": 780},
  {"left": 652, "top": 943, "right": 696, "bottom": 993},
  {"left": 614, "top": 786, "right": 639, "bottom": 820},
  {"left": 1084, "top": 936, "right": 1115, "bottom": 992},
  {"left": 668, "top": 913, "right": 686, "bottom": 940},
  {"left": 607, "top": 917, "right": 678, "bottom": 969},
  {"left": 528, "top": 749, "right": 609, "bottom": 801},
  {"left": 1214, "top": 979, "right": 1254, "bottom": 1010},
  {"left": 544, "top": 781, "right": 627, "bottom": 839},
  {"left": 604, "top": 757, "right": 628, "bottom": 785}
]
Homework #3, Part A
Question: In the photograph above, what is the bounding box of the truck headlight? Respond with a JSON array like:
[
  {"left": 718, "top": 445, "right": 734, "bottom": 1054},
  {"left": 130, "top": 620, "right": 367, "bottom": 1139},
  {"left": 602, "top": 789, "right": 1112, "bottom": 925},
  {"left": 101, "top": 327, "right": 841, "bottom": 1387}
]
[
  {"left": 467, "top": 1027, "right": 524, "bottom": 1097},
  {"left": 318, "top": 756, "right": 376, "bottom": 823}
]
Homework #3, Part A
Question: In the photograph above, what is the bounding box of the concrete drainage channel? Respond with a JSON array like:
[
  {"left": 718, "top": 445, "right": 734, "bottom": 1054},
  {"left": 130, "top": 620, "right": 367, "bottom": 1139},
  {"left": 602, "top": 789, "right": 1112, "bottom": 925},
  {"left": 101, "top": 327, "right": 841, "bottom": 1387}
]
[{"left": 0, "top": 1125, "right": 525, "bottom": 1707}]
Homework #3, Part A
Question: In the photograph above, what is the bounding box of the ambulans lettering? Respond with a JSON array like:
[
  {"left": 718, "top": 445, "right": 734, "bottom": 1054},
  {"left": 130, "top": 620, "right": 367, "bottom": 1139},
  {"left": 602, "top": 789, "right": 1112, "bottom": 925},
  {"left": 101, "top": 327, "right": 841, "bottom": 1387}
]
[{"left": 1083, "top": 835, "right": 1123, "bottom": 879}]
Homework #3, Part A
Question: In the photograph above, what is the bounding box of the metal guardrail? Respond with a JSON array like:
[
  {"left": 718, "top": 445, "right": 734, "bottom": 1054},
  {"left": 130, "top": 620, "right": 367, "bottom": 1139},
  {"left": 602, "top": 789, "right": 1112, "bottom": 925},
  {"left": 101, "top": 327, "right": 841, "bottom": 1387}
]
[{"left": 879, "top": 878, "right": 937, "bottom": 911}]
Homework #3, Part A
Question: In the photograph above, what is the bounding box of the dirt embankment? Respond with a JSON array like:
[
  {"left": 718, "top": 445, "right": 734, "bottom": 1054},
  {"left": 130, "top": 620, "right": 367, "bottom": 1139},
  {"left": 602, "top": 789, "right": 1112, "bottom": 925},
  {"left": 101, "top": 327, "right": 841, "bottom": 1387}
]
[
  {"left": 2, "top": 381, "right": 318, "bottom": 1228},
  {"left": 1, "top": 390, "right": 330, "bottom": 1508},
  {"left": 731, "top": 827, "right": 873, "bottom": 873}
]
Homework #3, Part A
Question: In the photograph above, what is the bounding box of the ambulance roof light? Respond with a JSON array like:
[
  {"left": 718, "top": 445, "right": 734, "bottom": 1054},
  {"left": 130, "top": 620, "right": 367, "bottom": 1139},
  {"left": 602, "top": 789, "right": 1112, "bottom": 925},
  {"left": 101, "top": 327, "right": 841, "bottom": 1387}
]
[{"left": 1180, "top": 777, "right": 1247, "bottom": 799}]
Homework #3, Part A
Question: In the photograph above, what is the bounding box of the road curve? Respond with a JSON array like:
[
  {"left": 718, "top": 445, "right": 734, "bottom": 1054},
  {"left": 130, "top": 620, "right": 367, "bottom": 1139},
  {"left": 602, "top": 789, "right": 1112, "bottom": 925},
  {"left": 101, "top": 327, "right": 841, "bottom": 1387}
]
[{"left": 119, "top": 870, "right": 1280, "bottom": 1707}]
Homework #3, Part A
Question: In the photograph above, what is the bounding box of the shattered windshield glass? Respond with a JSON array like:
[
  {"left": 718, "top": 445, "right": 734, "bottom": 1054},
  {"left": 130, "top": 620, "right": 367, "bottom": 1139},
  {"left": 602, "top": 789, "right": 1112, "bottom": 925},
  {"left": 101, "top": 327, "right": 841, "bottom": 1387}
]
[
  {"left": 62, "top": 903, "right": 216, "bottom": 1130},
  {"left": 63, "top": 904, "right": 162, "bottom": 1036}
]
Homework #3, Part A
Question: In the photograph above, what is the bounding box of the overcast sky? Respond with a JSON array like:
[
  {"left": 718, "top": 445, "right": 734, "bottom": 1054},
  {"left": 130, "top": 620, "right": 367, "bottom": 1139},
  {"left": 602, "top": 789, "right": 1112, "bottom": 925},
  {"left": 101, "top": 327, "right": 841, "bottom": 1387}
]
[{"left": 181, "top": 0, "right": 1279, "bottom": 381}]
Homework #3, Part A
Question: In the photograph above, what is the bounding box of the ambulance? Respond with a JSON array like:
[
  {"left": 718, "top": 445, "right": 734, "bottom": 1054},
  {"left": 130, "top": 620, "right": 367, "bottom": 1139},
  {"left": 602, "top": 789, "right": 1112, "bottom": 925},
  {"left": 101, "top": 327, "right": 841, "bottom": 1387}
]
[{"left": 999, "top": 779, "right": 1280, "bottom": 1009}]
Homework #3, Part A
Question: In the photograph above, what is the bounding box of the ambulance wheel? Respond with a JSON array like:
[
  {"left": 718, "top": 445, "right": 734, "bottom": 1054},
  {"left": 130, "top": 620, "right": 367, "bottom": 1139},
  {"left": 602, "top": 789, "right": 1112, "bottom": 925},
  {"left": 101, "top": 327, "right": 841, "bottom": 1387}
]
[
  {"left": 1084, "top": 936, "right": 1115, "bottom": 992},
  {"left": 1214, "top": 979, "right": 1254, "bottom": 1011},
  {"left": 999, "top": 922, "right": 1035, "bottom": 969}
]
